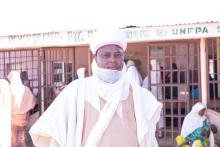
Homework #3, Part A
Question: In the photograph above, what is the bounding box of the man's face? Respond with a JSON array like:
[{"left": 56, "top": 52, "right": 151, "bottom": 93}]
[{"left": 95, "top": 45, "right": 124, "bottom": 70}]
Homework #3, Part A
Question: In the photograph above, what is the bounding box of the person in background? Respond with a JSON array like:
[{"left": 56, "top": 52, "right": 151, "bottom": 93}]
[
  {"left": 52, "top": 67, "right": 88, "bottom": 104},
  {"left": 52, "top": 67, "right": 88, "bottom": 100},
  {"left": 164, "top": 62, "right": 178, "bottom": 99},
  {"left": 180, "top": 102, "right": 215, "bottom": 147},
  {"left": 20, "top": 71, "right": 31, "bottom": 89},
  {"left": 20, "top": 71, "right": 38, "bottom": 110},
  {"left": 51, "top": 82, "right": 67, "bottom": 100},
  {"left": 29, "top": 28, "right": 162, "bottom": 147},
  {"left": 76, "top": 67, "right": 88, "bottom": 79},
  {"left": 142, "top": 59, "right": 164, "bottom": 138},
  {"left": 0, "top": 79, "right": 11, "bottom": 147},
  {"left": 172, "top": 63, "right": 178, "bottom": 98},
  {"left": 142, "top": 59, "right": 162, "bottom": 94},
  {"left": 7, "top": 71, "right": 37, "bottom": 147},
  {"left": 126, "top": 59, "right": 143, "bottom": 86}
]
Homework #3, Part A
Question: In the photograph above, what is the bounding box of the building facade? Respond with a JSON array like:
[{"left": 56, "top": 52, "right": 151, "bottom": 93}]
[{"left": 1, "top": 22, "right": 220, "bottom": 144}]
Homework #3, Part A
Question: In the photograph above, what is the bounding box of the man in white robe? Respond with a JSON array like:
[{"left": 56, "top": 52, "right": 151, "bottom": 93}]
[
  {"left": 0, "top": 79, "right": 11, "bottom": 147},
  {"left": 29, "top": 28, "right": 162, "bottom": 147}
]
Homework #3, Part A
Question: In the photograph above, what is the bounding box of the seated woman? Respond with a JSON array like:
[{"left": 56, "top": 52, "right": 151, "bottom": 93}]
[{"left": 176, "top": 102, "right": 215, "bottom": 147}]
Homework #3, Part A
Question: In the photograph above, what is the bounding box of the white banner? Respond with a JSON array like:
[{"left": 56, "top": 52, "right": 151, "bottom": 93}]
[{"left": 0, "top": 22, "right": 220, "bottom": 49}]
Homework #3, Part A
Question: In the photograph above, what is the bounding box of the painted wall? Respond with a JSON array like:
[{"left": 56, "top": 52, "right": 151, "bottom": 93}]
[
  {"left": 126, "top": 42, "right": 148, "bottom": 79},
  {"left": 75, "top": 46, "right": 89, "bottom": 72}
]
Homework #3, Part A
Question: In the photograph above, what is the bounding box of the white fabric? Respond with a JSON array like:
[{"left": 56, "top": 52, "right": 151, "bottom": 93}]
[
  {"left": 0, "top": 79, "right": 11, "bottom": 147},
  {"left": 30, "top": 80, "right": 84, "bottom": 147},
  {"left": 91, "top": 59, "right": 128, "bottom": 101},
  {"left": 127, "top": 60, "right": 135, "bottom": 67},
  {"left": 91, "top": 59, "right": 126, "bottom": 84},
  {"left": 142, "top": 60, "right": 164, "bottom": 128},
  {"left": 85, "top": 100, "right": 119, "bottom": 147},
  {"left": 30, "top": 77, "right": 162, "bottom": 147},
  {"left": 7, "top": 71, "right": 25, "bottom": 108},
  {"left": 126, "top": 60, "right": 142, "bottom": 86},
  {"left": 143, "top": 60, "right": 162, "bottom": 100},
  {"left": 90, "top": 28, "right": 127, "bottom": 54},
  {"left": 181, "top": 102, "right": 207, "bottom": 137},
  {"left": 181, "top": 102, "right": 215, "bottom": 147},
  {"left": 132, "top": 85, "right": 162, "bottom": 147},
  {"left": 85, "top": 60, "right": 130, "bottom": 147},
  {"left": 77, "top": 67, "right": 86, "bottom": 79}
]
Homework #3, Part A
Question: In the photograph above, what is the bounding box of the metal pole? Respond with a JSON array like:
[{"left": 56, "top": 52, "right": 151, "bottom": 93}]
[
  {"left": 200, "top": 38, "right": 208, "bottom": 105},
  {"left": 40, "top": 48, "right": 45, "bottom": 113}
]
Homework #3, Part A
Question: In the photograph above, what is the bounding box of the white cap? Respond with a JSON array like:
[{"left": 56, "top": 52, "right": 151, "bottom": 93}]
[
  {"left": 127, "top": 60, "right": 135, "bottom": 67},
  {"left": 90, "top": 28, "right": 127, "bottom": 54}
]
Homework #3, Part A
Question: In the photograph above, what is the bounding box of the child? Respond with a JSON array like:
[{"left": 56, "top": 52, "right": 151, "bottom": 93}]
[{"left": 176, "top": 121, "right": 217, "bottom": 147}]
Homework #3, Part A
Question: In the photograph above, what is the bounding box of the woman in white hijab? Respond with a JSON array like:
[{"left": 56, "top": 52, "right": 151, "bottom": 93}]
[
  {"left": 181, "top": 102, "right": 215, "bottom": 147},
  {"left": 8, "top": 71, "right": 36, "bottom": 147},
  {"left": 0, "top": 79, "right": 11, "bottom": 147}
]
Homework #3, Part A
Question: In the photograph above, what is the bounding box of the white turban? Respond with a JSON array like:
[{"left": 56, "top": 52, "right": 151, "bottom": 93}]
[{"left": 90, "top": 28, "right": 127, "bottom": 54}]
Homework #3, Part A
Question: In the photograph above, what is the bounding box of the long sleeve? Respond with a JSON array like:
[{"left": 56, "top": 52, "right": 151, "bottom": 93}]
[
  {"left": 133, "top": 86, "right": 163, "bottom": 147},
  {"left": 29, "top": 81, "right": 78, "bottom": 147}
]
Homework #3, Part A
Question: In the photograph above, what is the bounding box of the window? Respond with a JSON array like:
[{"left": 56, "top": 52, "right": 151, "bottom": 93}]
[
  {"left": 6, "top": 63, "right": 22, "bottom": 74},
  {"left": 53, "top": 62, "right": 73, "bottom": 87}
]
